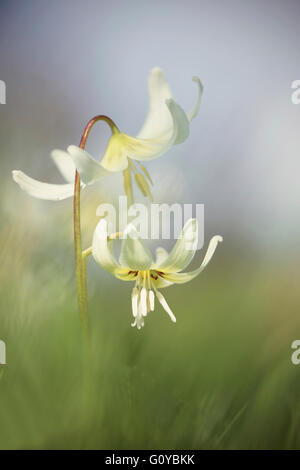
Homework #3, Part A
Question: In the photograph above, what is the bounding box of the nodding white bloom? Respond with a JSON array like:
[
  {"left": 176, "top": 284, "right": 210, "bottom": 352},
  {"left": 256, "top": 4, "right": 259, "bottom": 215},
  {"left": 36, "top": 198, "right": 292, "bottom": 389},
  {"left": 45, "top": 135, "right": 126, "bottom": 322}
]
[
  {"left": 92, "top": 218, "right": 222, "bottom": 330},
  {"left": 13, "top": 67, "right": 202, "bottom": 203},
  {"left": 72, "top": 67, "right": 202, "bottom": 203}
]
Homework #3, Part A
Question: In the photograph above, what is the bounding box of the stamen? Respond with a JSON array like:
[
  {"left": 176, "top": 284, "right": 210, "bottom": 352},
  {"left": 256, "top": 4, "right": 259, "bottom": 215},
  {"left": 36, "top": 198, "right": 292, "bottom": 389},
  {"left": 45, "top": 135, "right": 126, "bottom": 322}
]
[
  {"left": 131, "top": 318, "right": 144, "bottom": 329},
  {"left": 123, "top": 166, "right": 133, "bottom": 207},
  {"left": 156, "top": 271, "right": 165, "bottom": 277},
  {"left": 140, "top": 288, "right": 148, "bottom": 317},
  {"left": 136, "top": 271, "right": 142, "bottom": 289},
  {"left": 149, "top": 290, "right": 155, "bottom": 311},
  {"left": 146, "top": 271, "right": 151, "bottom": 312},
  {"left": 136, "top": 315, "right": 144, "bottom": 329},
  {"left": 128, "top": 270, "right": 138, "bottom": 276},
  {"left": 128, "top": 158, "right": 138, "bottom": 174},
  {"left": 131, "top": 287, "right": 139, "bottom": 318},
  {"left": 138, "top": 163, "right": 153, "bottom": 185},
  {"left": 148, "top": 271, "right": 155, "bottom": 312}
]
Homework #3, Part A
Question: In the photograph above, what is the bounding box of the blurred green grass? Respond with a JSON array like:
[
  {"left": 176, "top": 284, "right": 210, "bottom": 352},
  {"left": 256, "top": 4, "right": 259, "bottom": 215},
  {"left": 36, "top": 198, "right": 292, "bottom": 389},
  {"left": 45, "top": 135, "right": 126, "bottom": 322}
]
[{"left": 1, "top": 181, "right": 300, "bottom": 449}]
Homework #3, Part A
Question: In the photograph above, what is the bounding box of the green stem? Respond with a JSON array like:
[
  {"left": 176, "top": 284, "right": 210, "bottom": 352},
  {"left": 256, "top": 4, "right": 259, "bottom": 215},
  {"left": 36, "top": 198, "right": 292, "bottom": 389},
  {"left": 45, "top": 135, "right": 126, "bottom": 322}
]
[
  {"left": 74, "top": 115, "right": 119, "bottom": 342},
  {"left": 82, "top": 246, "right": 93, "bottom": 259},
  {"left": 74, "top": 170, "right": 89, "bottom": 341}
]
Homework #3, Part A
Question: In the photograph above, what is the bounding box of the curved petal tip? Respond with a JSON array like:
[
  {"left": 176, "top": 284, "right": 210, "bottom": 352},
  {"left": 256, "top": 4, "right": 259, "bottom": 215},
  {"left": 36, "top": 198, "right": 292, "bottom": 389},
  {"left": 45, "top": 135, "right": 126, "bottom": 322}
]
[
  {"left": 12, "top": 170, "right": 74, "bottom": 201},
  {"left": 192, "top": 76, "right": 203, "bottom": 91},
  {"left": 150, "top": 66, "right": 163, "bottom": 75}
]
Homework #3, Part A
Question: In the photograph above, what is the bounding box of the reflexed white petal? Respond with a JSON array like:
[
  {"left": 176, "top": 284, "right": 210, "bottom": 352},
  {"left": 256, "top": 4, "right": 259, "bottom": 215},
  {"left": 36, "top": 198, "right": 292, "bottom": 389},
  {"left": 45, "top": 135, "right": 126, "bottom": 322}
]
[
  {"left": 187, "top": 77, "right": 203, "bottom": 122},
  {"left": 131, "top": 287, "right": 139, "bottom": 318},
  {"left": 149, "top": 290, "right": 155, "bottom": 311},
  {"left": 201, "top": 235, "right": 223, "bottom": 267},
  {"left": 123, "top": 134, "right": 170, "bottom": 161},
  {"left": 67, "top": 145, "right": 110, "bottom": 184},
  {"left": 92, "top": 219, "right": 124, "bottom": 274},
  {"left": 101, "top": 75, "right": 191, "bottom": 169},
  {"left": 155, "top": 290, "right": 176, "bottom": 323},
  {"left": 157, "top": 219, "right": 198, "bottom": 273},
  {"left": 155, "top": 247, "right": 169, "bottom": 265},
  {"left": 163, "top": 235, "right": 223, "bottom": 284},
  {"left": 51, "top": 149, "right": 77, "bottom": 183},
  {"left": 137, "top": 68, "right": 202, "bottom": 140},
  {"left": 100, "top": 134, "right": 129, "bottom": 172},
  {"left": 12, "top": 170, "right": 75, "bottom": 201},
  {"left": 151, "top": 274, "right": 174, "bottom": 290},
  {"left": 137, "top": 67, "right": 174, "bottom": 140},
  {"left": 119, "top": 224, "right": 153, "bottom": 270},
  {"left": 167, "top": 98, "right": 190, "bottom": 145},
  {"left": 119, "top": 99, "right": 189, "bottom": 164}
]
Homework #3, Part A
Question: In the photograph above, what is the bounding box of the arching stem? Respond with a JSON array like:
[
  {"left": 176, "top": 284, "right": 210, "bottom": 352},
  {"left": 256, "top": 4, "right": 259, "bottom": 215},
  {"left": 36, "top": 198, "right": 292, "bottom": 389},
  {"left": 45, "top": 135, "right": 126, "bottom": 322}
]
[{"left": 73, "top": 115, "right": 119, "bottom": 343}]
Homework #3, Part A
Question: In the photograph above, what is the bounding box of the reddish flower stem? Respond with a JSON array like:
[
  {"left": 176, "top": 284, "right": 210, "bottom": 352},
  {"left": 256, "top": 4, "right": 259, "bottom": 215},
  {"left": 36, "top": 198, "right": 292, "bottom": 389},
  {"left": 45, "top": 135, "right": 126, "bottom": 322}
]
[{"left": 73, "top": 115, "right": 119, "bottom": 342}]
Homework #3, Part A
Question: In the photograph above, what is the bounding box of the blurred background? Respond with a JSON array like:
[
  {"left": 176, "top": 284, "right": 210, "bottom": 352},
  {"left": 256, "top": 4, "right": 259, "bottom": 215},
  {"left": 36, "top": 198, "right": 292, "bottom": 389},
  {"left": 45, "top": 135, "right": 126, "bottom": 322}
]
[{"left": 1, "top": 0, "right": 300, "bottom": 449}]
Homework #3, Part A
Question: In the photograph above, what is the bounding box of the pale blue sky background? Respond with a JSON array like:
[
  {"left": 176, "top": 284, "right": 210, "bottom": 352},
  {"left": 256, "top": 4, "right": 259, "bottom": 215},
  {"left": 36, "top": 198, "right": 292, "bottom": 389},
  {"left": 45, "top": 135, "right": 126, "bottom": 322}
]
[{"left": 1, "top": 0, "right": 300, "bottom": 257}]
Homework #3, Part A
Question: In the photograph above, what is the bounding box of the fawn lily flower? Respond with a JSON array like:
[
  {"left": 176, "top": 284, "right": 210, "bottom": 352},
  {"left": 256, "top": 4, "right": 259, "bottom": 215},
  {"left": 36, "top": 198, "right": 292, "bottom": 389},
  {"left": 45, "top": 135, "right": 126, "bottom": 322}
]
[
  {"left": 92, "top": 218, "right": 222, "bottom": 329},
  {"left": 68, "top": 67, "right": 203, "bottom": 204},
  {"left": 12, "top": 67, "right": 202, "bottom": 203},
  {"left": 68, "top": 67, "right": 203, "bottom": 203}
]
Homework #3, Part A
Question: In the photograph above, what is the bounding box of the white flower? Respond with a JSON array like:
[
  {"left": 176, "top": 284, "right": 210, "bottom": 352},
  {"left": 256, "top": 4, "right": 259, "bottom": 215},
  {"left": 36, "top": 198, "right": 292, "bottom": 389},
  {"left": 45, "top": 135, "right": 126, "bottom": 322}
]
[
  {"left": 92, "top": 67, "right": 202, "bottom": 173},
  {"left": 92, "top": 218, "right": 222, "bottom": 329},
  {"left": 12, "top": 67, "right": 202, "bottom": 202}
]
